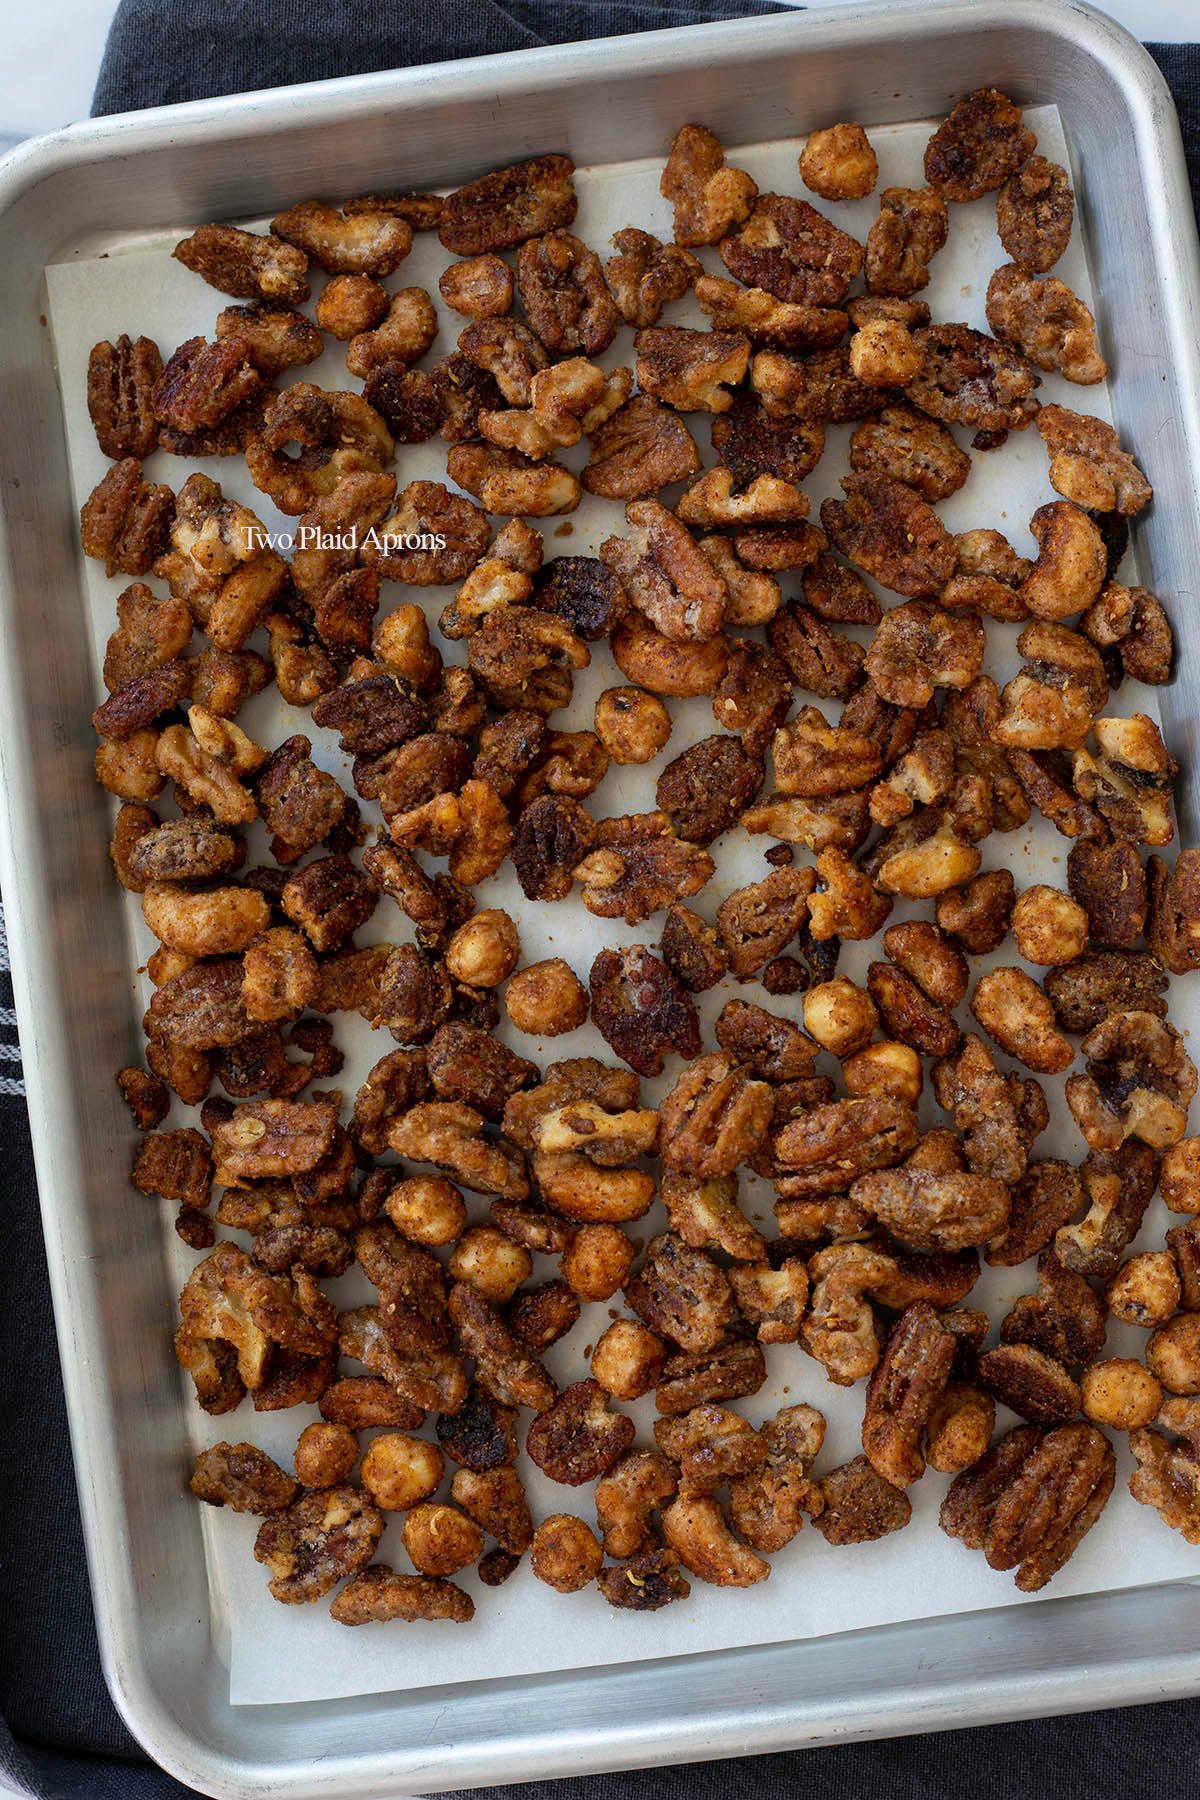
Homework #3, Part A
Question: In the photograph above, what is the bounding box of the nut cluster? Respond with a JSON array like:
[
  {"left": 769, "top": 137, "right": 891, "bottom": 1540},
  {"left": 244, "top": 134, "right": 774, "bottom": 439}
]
[{"left": 93, "top": 90, "right": 1193, "bottom": 1633}]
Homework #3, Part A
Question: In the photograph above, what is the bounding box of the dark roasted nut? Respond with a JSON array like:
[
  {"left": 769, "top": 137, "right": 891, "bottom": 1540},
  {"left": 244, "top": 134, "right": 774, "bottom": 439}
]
[
  {"left": 862, "top": 1302, "right": 957, "bottom": 1488},
  {"left": 524, "top": 1378, "right": 634, "bottom": 1486},
  {"left": 346, "top": 189, "right": 445, "bottom": 230},
  {"left": 717, "top": 865, "right": 817, "bottom": 975},
  {"left": 766, "top": 601, "right": 865, "bottom": 702},
  {"left": 257, "top": 736, "right": 351, "bottom": 863},
  {"left": 132, "top": 1128, "right": 212, "bottom": 1208},
  {"left": 987, "top": 1160, "right": 1084, "bottom": 1268},
  {"left": 634, "top": 326, "right": 749, "bottom": 414},
  {"left": 936, "top": 870, "right": 1015, "bottom": 955},
  {"left": 867, "top": 962, "right": 959, "bottom": 1058},
  {"left": 272, "top": 200, "right": 411, "bottom": 276},
  {"left": 88, "top": 335, "right": 162, "bottom": 459},
  {"left": 506, "top": 1280, "right": 582, "bottom": 1351},
  {"left": 654, "top": 1339, "right": 767, "bottom": 1416},
  {"left": 661, "top": 1493, "right": 769, "bottom": 1587},
  {"left": 174, "top": 223, "right": 310, "bottom": 303},
  {"left": 1036, "top": 403, "right": 1152, "bottom": 516},
  {"left": 932, "top": 1034, "right": 1043, "bottom": 1185},
  {"left": 1001, "top": 1252, "right": 1107, "bottom": 1368},
  {"left": 867, "top": 601, "right": 984, "bottom": 706},
  {"left": 612, "top": 614, "right": 730, "bottom": 697},
  {"left": 439, "top": 155, "right": 577, "bottom": 255},
  {"left": 279, "top": 854, "right": 375, "bottom": 953},
  {"left": 821, "top": 476, "right": 956, "bottom": 599},
  {"left": 80, "top": 458, "right": 174, "bottom": 577},
  {"left": 908, "top": 322, "right": 1041, "bottom": 433},
  {"left": 659, "top": 905, "right": 728, "bottom": 995},
  {"left": 363, "top": 364, "right": 445, "bottom": 443},
  {"left": 587, "top": 945, "right": 700, "bottom": 1078},
  {"left": 655, "top": 735, "right": 761, "bottom": 846},
  {"left": 1066, "top": 1012, "right": 1195, "bottom": 1153},
  {"left": 512, "top": 794, "right": 595, "bottom": 903},
  {"left": 924, "top": 88, "right": 1036, "bottom": 200},
  {"left": 849, "top": 404, "right": 969, "bottom": 502},
  {"left": 997, "top": 155, "right": 1074, "bottom": 272},
  {"left": 987, "top": 264, "right": 1105, "bottom": 386},
  {"left": 331, "top": 1566, "right": 473, "bottom": 1625},
  {"left": 813, "top": 1456, "right": 912, "bottom": 1544},
  {"left": 102, "top": 582, "right": 190, "bottom": 693},
  {"left": 118, "top": 1065, "right": 170, "bottom": 1129},
  {"left": 253, "top": 1486, "right": 384, "bottom": 1604},
  {"left": 467, "top": 606, "right": 588, "bottom": 713},
  {"left": 720, "top": 192, "right": 863, "bottom": 306},
  {"left": 436, "top": 1383, "right": 519, "bottom": 1472},
  {"left": 864, "top": 185, "right": 948, "bottom": 295},
  {"left": 1148, "top": 850, "right": 1200, "bottom": 975},
  {"left": 941, "top": 1420, "right": 1113, "bottom": 1590},
  {"left": 710, "top": 641, "right": 793, "bottom": 757},
  {"left": 318, "top": 1376, "right": 422, "bottom": 1432},
  {"left": 625, "top": 1233, "right": 734, "bottom": 1356},
  {"left": 661, "top": 124, "right": 757, "bottom": 246},
  {"left": 598, "top": 1547, "right": 691, "bottom": 1610},
  {"left": 659, "top": 1052, "right": 773, "bottom": 1179},
  {"left": 978, "top": 1342, "right": 1082, "bottom": 1425},
  {"left": 882, "top": 921, "right": 967, "bottom": 1010}
]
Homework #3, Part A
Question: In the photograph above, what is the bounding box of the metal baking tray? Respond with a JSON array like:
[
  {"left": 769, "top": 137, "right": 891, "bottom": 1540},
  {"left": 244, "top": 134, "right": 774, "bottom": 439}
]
[{"left": 1, "top": 0, "right": 1199, "bottom": 1792}]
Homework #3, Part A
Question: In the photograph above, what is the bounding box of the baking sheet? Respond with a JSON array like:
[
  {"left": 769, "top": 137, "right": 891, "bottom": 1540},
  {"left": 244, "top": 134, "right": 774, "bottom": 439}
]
[{"left": 43, "top": 104, "right": 1200, "bottom": 1709}]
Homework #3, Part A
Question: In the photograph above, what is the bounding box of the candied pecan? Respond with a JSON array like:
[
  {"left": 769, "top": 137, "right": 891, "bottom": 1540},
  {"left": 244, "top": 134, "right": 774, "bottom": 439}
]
[
  {"left": 598, "top": 1547, "right": 690, "bottom": 1610},
  {"left": 439, "top": 155, "right": 576, "bottom": 255},
  {"left": 769, "top": 708, "right": 879, "bottom": 798},
  {"left": 358, "top": 480, "right": 488, "bottom": 585},
  {"left": 711, "top": 397, "right": 824, "bottom": 498},
  {"left": 977, "top": 1342, "right": 1082, "bottom": 1425},
  {"left": 361, "top": 363, "right": 444, "bottom": 444},
  {"left": 507, "top": 1280, "right": 581, "bottom": 1352},
  {"left": 996, "top": 154, "right": 1074, "bottom": 273},
  {"left": 1055, "top": 1141, "right": 1159, "bottom": 1281},
  {"left": 515, "top": 230, "right": 618, "bottom": 354},
  {"left": 624, "top": 1233, "right": 733, "bottom": 1356},
  {"left": 346, "top": 188, "right": 444, "bottom": 230},
  {"left": 190, "top": 1442, "right": 297, "bottom": 1515},
  {"left": 986, "top": 264, "right": 1105, "bottom": 386},
  {"left": 932, "top": 869, "right": 1014, "bottom": 956},
  {"left": 849, "top": 404, "right": 969, "bottom": 503},
  {"left": 853, "top": 1165, "right": 1010, "bottom": 1253},
  {"left": 152, "top": 333, "right": 261, "bottom": 435},
  {"left": 713, "top": 866, "right": 813, "bottom": 977},
  {"left": 173, "top": 223, "right": 309, "bottom": 303},
  {"left": 426, "top": 1022, "right": 535, "bottom": 1122},
  {"left": 658, "top": 1053, "right": 772, "bottom": 1181},
  {"left": 581, "top": 392, "right": 701, "bottom": 501},
  {"left": 1002, "top": 1250, "right": 1106, "bottom": 1368},
  {"left": 814, "top": 1456, "right": 912, "bottom": 1544},
  {"left": 1066, "top": 1012, "right": 1195, "bottom": 1153},
  {"left": 985, "top": 1160, "right": 1083, "bottom": 1269},
  {"left": 147, "top": 957, "right": 254, "bottom": 1051},
  {"left": 720, "top": 192, "right": 863, "bottom": 306},
  {"left": 279, "top": 853, "right": 375, "bottom": 953},
  {"left": 924, "top": 88, "right": 1035, "bottom": 200},
  {"left": 943, "top": 1421, "right": 1113, "bottom": 1590},
  {"left": 601, "top": 499, "right": 727, "bottom": 643},
  {"left": 80, "top": 457, "right": 174, "bottom": 578},
  {"left": 908, "top": 322, "right": 1041, "bottom": 432},
  {"left": 88, "top": 334, "right": 162, "bottom": 459},
  {"left": 653, "top": 735, "right": 761, "bottom": 847},
  {"left": 932, "top": 1032, "right": 1044, "bottom": 1186},
  {"left": 512, "top": 794, "right": 595, "bottom": 902},
  {"left": 866, "top": 961, "right": 958, "bottom": 1059},
  {"left": 574, "top": 815, "right": 713, "bottom": 926},
  {"left": 1128, "top": 1429, "right": 1200, "bottom": 1543},
  {"left": 436, "top": 1384, "right": 519, "bottom": 1471},
  {"left": 132, "top": 1127, "right": 211, "bottom": 1209},
  {"left": 862, "top": 1302, "right": 957, "bottom": 1488},
  {"left": 253, "top": 1486, "right": 384, "bottom": 1604},
  {"left": 772, "top": 1096, "right": 918, "bottom": 1203},
  {"left": 634, "top": 325, "right": 749, "bottom": 415},
  {"left": 467, "top": 606, "right": 588, "bottom": 713},
  {"left": 821, "top": 476, "right": 956, "bottom": 599},
  {"left": 330, "top": 1566, "right": 473, "bottom": 1625},
  {"left": 588, "top": 946, "right": 700, "bottom": 1078},
  {"left": 1147, "top": 850, "right": 1200, "bottom": 974},
  {"left": 524, "top": 1378, "right": 633, "bottom": 1485},
  {"left": 765, "top": 601, "right": 863, "bottom": 702},
  {"left": 864, "top": 185, "right": 948, "bottom": 295},
  {"left": 533, "top": 557, "right": 628, "bottom": 643},
  {"left": 660, "top": 905, "right": 728, "bottom": 994},
  {"left": 712, "top": 999, "right": 815, "bottom": 1085}
]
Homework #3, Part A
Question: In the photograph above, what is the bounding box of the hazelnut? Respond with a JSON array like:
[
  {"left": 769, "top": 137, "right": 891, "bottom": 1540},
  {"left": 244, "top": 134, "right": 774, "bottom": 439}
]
[
  {"left": 361, "top": 1433, "right": 445, "bottom": 1511},
  {"left": 1148, "top": 1314, "right": 1200, "bottom": 1396},
  {"left": 403, "top": 1501, "right": 484, "bottom": 1575},
  {"left": 294, "top": 1421, "right": 358, "bottom": 1488},
  {"left": 505, "top": 959, "right": 589, "bottom": 1037},
  {"left": 803, "top": 978, "right": 878, "bottom": 1057},
  {"left": 384, "top": 1175, "right": 468, "bottom": 1247},
  {"left": 561, "top": 1224, "right": 637, "bottom": 1302},
  {"left": 799, "top": 123, "right": 878, "bottom": 201},
  {"left": 591, "top": 1319, "right": 669, "bottom": 1400},
  {"left": 444, "top": 908, "right": 520, "bottom": 987},
  {"left": 1011, "top": 886, "right": 1089, "bottom": 966},
  {"left": 1081, "top": 1359, "right": 1163, "bottom": 1431},
  {"left": 594, "top": 685, "right": 672, "bottom": 764},
  {"left": 448, "top": 1225, "right": 532, "bottom": 1304},
  {"left": 1106, "top": 1251, "right": 1181, "bottom": 1328},
  {"left": 1162, "top": 1138, "right": 1200, "bottom": 1214},
  {"left": 530, "top": 1514, "right": 603, "bottom": 1592},
  {"left": 843, "top": 1040, "right": 923, "bottom": 1105}
]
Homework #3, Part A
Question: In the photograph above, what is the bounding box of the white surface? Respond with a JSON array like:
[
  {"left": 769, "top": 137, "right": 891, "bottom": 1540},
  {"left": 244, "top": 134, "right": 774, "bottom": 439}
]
[
  {"left": 43, "top": 101, "right": 1200, "bottom": 1710},
  {"left": 0, "top": 0, "right": 1197, "bottom": 150}
]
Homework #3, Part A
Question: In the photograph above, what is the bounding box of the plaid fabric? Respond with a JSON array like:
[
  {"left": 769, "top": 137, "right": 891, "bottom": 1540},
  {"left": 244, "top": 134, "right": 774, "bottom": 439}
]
[{"left": 1, "top": 11, "right": 1197, "bottom": 1796}]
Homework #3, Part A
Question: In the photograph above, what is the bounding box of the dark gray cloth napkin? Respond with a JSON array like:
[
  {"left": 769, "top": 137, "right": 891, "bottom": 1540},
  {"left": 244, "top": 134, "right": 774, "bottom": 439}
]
[{"left": 1, "top": 5, "right": 1198, "bottom": 1795}]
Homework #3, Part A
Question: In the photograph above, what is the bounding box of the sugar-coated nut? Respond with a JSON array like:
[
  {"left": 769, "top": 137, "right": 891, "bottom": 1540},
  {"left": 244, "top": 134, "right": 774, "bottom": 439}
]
[
  {"left": 799, "top": 123, "right": 878, "bottom": 201},
  {"left": 403, "top": 1502, "right": 484, "bottom": 1575},
  {"left": 505, "top": 959, "right": 589, "bottom": 1037},
  {"left": 448, "top": 1226, "right": 532, "bottom": 1304},
  {"left": 843, "top": 1040, "right": 923, "bottom": 1106},
  {"left": 1161, "top": 1139, "right": 1200, "bottom": 1214},
  {"left": 383, "top": 1175, "right": 467, "bottom": 1247},
  {"left": 1081, "top": 1359, "right": 1162, "bottom": 1431},
  {"left": 360, "top": 1433, "right": 445, "bottom": 1511},
  {"left": 924, "top": 1383, "right": 996, "bottom": 1474},
  {"left": 1147, "top": 1315, "right": 1200, "bottom": 1396},
  {"left": 803, "top": 978, "right": 878, "bottom": 1057},
  {"left": 295, "top": 1421, "right": 358, "bottom": 1488},
  {"left": 591, "top": 1319, "right": 669, "bottom": 1400},
  {"left": 849, "top": 319, "right": 921, "bottom": 386},
  {"left": 594, "top": 686, "right": 673, "bottom": 764},
  {"left": 315, "top": 274, "right": 390, "bottom": 339},
  {"left": 560, "top": 1223, "right": 637, "bottom": 1302},
  {"left": 439, "top": 255, "right": 515, "bottom": 319},
  {"left": 1105, "top": 1252, "right": 1178, "bottom": 1330},
  {"left": 1011, "top": 886, "right": 1089, "bottom": 966},
  {"left": 444, "top": 910, "right": 520, "bottom": 988},
  {"left": 530, "top": 1514, "right": 604, "bottom": 1592}
]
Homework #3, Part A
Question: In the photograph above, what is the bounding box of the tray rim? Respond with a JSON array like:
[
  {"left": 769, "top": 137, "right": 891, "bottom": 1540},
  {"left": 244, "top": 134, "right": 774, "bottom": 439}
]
[{"left": 2, "top": 1, "right": 1200, "bottom": 1793}]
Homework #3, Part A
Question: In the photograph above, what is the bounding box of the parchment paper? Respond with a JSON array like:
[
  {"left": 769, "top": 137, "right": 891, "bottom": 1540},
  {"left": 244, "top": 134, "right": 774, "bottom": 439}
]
[{"left": 44, "top": 105, "right": 1200, "bottom": 1708}]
